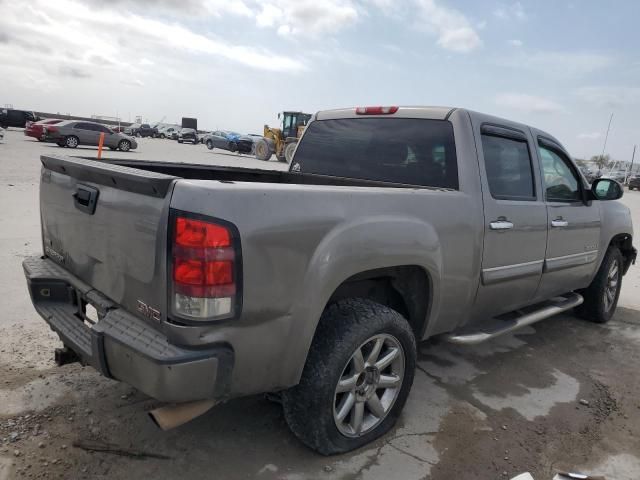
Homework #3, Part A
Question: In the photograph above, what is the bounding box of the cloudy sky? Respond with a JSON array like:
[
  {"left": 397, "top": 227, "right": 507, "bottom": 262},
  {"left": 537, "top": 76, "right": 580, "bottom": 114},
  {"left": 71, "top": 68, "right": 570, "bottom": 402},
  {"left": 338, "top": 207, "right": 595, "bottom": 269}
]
[{"left": 1, "top": 0, "right": 639, "bottom": 160}]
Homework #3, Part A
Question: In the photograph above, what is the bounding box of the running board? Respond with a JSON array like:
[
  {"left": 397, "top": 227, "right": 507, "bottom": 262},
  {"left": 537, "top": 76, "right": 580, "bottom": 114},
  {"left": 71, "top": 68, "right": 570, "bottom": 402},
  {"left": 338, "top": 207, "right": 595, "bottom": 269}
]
[{"left": 442, "top": 292, "right": 584, "bottom": 345}]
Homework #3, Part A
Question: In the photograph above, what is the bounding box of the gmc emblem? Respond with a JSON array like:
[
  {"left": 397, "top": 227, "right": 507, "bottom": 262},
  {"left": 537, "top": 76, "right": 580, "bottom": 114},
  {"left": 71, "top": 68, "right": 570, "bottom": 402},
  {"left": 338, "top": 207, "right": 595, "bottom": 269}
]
[{"left": 136, "top": 300, "right": 161, "bottom": 322}]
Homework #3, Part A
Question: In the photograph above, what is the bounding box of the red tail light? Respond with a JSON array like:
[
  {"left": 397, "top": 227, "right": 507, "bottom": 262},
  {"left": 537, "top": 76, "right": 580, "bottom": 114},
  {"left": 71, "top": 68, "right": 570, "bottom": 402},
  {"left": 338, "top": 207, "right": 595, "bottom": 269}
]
[
  {"left": 356, "top": 106, "right": 399, "bottom": 115},
  {"left": 170, "top": 214, "right": 240, "bottom": 322}
]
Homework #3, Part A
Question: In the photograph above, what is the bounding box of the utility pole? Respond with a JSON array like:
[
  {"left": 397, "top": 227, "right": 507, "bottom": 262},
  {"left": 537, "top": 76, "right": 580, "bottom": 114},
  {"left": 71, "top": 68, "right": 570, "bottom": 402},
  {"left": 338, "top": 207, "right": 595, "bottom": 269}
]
[
  {"left": 599, "top": 112, "right": 614, "bottom": 175},
  {"left": 629, "top": 145, "right": 637, "bottom": 182}
]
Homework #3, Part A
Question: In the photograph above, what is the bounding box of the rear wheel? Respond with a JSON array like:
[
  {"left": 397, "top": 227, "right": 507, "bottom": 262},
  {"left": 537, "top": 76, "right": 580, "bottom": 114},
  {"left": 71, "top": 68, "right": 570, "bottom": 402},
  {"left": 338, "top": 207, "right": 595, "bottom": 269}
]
[
  {"left": 65, "top": 136, "right": 79, "bottom": 148},
  {"left": 576, "top": 246, "right": 623, "bottom": 324},
  {"left": 282, "top": 298, "right": 416, "bottom": 455},
  {"left": 206, "top": 140, "right": 214, "bottom": 150},
  {"left": 284, "top": 142, "right": 297, "bottom": 163},
  {"left": 118, "top": 140, "right": 131, "bottom": 152},
  {"left": 230, "top": 142, "right": 238, "bottom": 153}
]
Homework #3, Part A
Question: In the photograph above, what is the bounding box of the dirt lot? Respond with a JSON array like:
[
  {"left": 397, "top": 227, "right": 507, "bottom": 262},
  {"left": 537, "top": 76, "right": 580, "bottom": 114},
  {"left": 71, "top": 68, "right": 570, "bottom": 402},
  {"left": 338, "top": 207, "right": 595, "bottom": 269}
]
[{"left": 1, "top": 128, "right": 640, "bottom": 480}]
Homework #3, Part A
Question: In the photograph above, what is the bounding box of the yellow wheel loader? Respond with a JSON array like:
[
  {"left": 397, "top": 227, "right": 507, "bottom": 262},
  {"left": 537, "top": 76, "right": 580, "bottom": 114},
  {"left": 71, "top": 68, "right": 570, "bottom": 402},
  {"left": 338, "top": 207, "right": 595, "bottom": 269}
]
[{"left": 254, "top": 111, "right": 312, "bottom": 162}]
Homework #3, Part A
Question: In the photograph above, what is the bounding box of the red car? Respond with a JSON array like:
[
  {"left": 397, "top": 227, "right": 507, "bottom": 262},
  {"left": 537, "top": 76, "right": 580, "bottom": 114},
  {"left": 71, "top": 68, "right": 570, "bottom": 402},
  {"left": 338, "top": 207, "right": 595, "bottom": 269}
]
[{"left": 25, "top": 119, "right": 62, "bottom": 141}]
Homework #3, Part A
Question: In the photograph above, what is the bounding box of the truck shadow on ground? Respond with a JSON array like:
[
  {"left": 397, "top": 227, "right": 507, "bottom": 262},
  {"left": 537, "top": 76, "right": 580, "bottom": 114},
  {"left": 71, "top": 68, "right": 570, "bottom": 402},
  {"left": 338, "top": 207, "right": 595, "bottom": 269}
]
[{"left": 3, "top": 309, "right": 640, "bottom": 479}]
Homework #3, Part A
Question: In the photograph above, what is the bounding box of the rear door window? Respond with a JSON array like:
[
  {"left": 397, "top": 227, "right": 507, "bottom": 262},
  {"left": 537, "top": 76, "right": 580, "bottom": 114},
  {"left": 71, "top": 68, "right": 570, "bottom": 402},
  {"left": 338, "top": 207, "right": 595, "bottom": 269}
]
[
  {"left": 481, "top": 133, "right": 535, "bottom": 201},
  {"left": 293, "top": 118, "right": 458, "bottom": 189}
]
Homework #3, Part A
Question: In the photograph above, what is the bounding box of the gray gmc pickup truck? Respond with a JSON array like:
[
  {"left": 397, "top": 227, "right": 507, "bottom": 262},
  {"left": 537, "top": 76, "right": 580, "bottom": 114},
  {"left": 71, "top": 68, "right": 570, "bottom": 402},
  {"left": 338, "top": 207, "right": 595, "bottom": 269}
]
[{"left": 23, "top": 106, "right": 636, "bottom": 455}]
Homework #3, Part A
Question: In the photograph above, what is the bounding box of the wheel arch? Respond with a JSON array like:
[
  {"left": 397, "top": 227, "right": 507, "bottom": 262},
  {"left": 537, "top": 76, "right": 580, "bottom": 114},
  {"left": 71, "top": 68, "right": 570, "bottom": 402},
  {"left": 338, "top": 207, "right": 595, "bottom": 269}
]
[
  {"left": 282, "top": 216, "right": 442, "bottom": 387},
  {"left": 608, "top": 232, "right": 635, "bottom": 274}
]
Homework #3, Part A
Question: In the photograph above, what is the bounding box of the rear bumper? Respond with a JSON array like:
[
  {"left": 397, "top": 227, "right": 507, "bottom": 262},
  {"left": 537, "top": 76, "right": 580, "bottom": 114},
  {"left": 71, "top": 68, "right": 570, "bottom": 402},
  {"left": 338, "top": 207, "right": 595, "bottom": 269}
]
[{"left": 23, "top": 256, "right": 233, "bottom": 403}]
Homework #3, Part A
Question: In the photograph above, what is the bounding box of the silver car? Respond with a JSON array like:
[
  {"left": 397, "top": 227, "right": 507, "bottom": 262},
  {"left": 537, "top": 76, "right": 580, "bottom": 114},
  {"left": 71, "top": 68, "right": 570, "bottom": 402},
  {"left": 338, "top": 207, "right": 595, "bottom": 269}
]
[{"left": 46, "top": 120, "right": 138, "bottom": 151}]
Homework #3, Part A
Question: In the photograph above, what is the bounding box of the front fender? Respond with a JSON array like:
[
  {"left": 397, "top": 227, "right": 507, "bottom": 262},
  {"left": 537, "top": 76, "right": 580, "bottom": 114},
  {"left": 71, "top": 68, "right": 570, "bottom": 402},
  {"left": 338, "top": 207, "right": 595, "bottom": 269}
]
[{"left": 282, "top": 215, "right": 442, "bottom": 385}]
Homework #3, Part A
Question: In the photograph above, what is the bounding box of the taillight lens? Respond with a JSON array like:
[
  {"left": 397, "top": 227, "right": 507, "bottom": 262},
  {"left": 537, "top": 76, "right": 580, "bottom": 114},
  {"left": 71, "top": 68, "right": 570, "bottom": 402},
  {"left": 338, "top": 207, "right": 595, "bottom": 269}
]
[
  {"left": 355, "top": 106, "right": 399, "bottom": 115},
  {"left": 170, "top": 214, "right": 240, "bottom": 321}
]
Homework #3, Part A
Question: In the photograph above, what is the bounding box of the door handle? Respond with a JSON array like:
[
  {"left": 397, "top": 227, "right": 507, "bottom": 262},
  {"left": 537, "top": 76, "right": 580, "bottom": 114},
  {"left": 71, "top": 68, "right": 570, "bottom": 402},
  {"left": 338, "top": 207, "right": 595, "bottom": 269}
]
[
  {"left": 490, "top": 219, "right": 514, "bottom": 230},
  {"left": 551, "top": 219, "right": 569, "bottom": 228}
]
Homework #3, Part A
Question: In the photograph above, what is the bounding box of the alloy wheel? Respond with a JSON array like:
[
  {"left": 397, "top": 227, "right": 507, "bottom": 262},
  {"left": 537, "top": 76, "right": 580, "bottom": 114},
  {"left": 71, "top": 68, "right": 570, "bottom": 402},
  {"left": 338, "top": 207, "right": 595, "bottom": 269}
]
[
  {"left": 603, "top": 259, "right": 619, "bottom": 312},
  {"left": 333, "top": 334, "right": 405, "bottom": 437}
]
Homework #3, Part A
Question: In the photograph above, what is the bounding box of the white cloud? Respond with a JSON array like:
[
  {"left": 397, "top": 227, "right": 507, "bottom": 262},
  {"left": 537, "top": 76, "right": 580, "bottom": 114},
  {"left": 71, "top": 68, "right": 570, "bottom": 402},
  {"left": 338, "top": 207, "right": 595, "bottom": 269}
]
[
  {"left": 203, "top": 0, "right": 253, "bottom": 17},
  {"left": 577, "top": 132, "right": 602, "bottom": 140},
  {"left": 495, "top": 93, "right": 565, "bottom": 113},
  {"left": 575, "top": 86, "right": 640, "bottom": 109},
  {"left": 0, "top": 0, "right": 305, "bottom": 73},
  {"left": 256, "top": 0, "right": 359, "bottom": 36},
  {"left": 508, "top": 39, "right": 523, "bottom": 47},
  {"left": 494, "top": 2, "right": 526, "bottom": 20},
  {"left": 498, "top": 51, "right": 614, "bottom": 76},
  {"left": 413, "top": 0, "right": 482, "bottom": 53}
]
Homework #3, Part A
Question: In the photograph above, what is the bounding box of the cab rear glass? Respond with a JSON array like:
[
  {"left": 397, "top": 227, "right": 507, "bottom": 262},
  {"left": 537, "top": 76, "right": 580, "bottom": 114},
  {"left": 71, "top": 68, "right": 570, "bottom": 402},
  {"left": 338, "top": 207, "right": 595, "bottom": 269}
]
[{"left": 293, "top": 118, "right": 458, "bottom": 189}]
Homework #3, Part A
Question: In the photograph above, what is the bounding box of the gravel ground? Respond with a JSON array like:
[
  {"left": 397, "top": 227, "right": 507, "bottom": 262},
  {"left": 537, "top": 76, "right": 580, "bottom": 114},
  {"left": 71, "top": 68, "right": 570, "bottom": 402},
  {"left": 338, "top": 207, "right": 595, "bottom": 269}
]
[{"left": 1, "top": 128, "right": 640, "bottom": 480}]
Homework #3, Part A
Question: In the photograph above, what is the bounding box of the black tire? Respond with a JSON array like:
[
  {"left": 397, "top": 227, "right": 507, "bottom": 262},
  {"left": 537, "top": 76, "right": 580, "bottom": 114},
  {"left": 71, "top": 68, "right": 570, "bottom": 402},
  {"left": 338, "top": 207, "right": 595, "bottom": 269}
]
[
  {"left": 118, "top": 140, "right": 131, "bottom": 152},
  {"left": 282, "top": 298, "right": 416, "bottom": 455},
  {"left": 178, "top": 139, "right": 183, "bottom": 144},
  {"left": 65, "top": 136, "right": 79, "bottom": 148},
  {"left": 575, "top": 246, "right": 623, "bottom": 324},
  {"left": 206, "top": 140, "right": 214, "bottom": 150},
  {"left": 229, "top": 142, "right": 238, "bottom": 152},
  {"left": 57, "top": 141, "right": 65, "bottom": 147}
]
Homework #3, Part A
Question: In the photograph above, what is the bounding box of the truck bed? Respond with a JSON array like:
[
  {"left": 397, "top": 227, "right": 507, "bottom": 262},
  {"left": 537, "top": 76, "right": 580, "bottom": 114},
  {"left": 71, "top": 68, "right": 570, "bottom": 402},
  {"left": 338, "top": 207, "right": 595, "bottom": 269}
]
[{"left": 101, "top": 158, "right": 447, "bottom": 190}]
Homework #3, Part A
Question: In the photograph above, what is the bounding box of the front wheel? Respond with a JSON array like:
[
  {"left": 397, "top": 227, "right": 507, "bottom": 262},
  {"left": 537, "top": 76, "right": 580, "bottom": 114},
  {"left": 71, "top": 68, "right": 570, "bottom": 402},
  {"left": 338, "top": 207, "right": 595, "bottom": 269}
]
[
  {"left": 282, "top": 299, "right": 416, "bottom": 455},
  {"left": 65, "top": 136, "right": 79, "bottom": 148},
  {"left": 575, "top": 246, "right": 623, "bottom": 323},
  {"left": 206, "top": 140, "right": 214, "bottom": 150},
  {"left": 118, "top": 140, "right": 131, "bottom": 152},
  {"left": 254, "top": 138, "right": 272, "bottom": 161}
]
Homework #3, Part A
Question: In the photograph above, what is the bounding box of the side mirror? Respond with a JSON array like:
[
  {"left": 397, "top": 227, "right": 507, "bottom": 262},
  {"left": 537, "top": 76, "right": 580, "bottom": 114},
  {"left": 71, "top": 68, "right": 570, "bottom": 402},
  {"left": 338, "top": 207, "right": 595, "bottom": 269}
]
[{"left": 591, "top": 178, "right": 623, "bottom": 200}]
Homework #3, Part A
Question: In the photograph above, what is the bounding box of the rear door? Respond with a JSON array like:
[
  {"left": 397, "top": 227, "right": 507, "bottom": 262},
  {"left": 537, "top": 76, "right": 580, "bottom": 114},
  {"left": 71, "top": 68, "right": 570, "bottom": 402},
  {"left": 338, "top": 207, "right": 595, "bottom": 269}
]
[
  {"left": 472, "top": 121, "right": 548, "bottom": 320},
  {"left": 533, "top": 136, "right": 601, "bottom": 300},
  {"left": 73, "top": 123, "right": 99, "bottom": 145}
]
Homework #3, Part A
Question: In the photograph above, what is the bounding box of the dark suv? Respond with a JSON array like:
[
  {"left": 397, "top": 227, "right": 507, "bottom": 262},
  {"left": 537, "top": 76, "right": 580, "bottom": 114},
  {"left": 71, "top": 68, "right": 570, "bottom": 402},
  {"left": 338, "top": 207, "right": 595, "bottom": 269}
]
[
  {"left": 628, "top": 174, "right": 640, "bottom": 191},
  {"left": 124, "top": 123, "right": 158, "bottom": 138},
  {"left": 0, "top": 109, "right": 39, "bottom": 128}
]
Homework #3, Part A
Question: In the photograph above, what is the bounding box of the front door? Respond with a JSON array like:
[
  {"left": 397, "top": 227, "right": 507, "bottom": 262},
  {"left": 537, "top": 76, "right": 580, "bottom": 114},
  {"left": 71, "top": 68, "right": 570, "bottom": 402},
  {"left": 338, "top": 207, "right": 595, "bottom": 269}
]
[
  {"left": 533, "top": 137, "right": 601, "bottom": 300},
  {"left": 472, "top": 123, "right": 548, "bottom": 321}
]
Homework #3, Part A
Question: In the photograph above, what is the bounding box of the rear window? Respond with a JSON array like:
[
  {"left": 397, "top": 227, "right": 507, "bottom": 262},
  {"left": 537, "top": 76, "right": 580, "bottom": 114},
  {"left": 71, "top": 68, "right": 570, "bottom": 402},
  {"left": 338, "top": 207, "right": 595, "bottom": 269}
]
[{"left": 293, "top": 118, "right": 458, "bottom": 189}]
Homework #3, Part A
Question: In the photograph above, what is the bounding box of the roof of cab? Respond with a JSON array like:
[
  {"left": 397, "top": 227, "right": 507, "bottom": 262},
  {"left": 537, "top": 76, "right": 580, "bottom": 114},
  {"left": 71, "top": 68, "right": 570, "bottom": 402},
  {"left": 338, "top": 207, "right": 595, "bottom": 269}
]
[{"left": 315, "top": 106, "right": 456, "bottom": 121}]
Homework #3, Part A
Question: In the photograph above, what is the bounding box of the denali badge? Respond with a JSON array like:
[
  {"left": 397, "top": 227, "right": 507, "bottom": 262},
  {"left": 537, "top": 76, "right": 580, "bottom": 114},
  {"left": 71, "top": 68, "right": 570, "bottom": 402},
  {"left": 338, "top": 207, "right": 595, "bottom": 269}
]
[{"left": 137, "top": 300, "right": 161, "bottom": 322}]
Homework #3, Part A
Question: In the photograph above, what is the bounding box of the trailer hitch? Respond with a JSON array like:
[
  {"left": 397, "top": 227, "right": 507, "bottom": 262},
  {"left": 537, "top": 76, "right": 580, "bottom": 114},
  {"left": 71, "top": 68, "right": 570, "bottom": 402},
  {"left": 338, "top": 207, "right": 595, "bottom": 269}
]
[{"left": 54, "top": 346, "right": 80, "bottom": 366}]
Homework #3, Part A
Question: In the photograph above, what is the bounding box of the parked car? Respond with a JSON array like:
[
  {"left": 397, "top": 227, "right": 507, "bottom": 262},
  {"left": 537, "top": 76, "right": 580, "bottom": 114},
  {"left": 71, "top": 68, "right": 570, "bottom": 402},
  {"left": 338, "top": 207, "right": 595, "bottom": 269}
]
[
  {"left": 44, "top": 120, "right": 138, "bottom": 151},
  {"left": 203, "top": 130, "right": 253, "bottom": 153},
  {"left": 158, "top": 126, "right": 178, "bottom": 139},
  {"left": 124, "top": 123, "right": 158, "bottom": 138},
  {"left": 628, "top": 174, "right": 640, "bottom": 191},
  {"left": 24, "top": 119, "right": 62, "bottom": 141},
  {"left": 0, "top": 108, "right": 39, "bottom": 128},
  {"left": 23, "top": 106, "right": 636, "bottom": 455},
  {"left": 0, "top": 127, "right": 4, "bottom": 142},
  {"left": 177, "top": 128, "right": 198, "bottom": 144}
]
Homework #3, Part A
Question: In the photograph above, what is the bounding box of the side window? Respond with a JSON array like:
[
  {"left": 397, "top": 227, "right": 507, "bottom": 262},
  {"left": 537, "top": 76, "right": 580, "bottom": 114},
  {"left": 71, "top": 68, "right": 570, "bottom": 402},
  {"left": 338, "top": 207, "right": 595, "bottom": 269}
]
[
  {"left": 538, "top": 146, "right": 581, "bottom": 202},
  {"left": 481, "top": 133, "right": 535, "bottom": 201}
]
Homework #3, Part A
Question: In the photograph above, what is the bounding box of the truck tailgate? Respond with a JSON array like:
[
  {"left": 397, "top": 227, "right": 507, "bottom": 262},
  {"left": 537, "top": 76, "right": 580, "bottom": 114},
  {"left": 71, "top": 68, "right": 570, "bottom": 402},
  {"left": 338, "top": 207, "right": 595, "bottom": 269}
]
[{"left": 39, "top": 154, "right": 177, "bottom": 321}]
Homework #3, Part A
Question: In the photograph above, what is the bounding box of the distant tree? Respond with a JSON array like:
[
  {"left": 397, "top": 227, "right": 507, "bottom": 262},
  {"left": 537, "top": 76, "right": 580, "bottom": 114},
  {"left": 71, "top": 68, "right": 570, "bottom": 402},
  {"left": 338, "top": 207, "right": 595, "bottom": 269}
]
[{"left": 590, "top": 154, "right": 611, "bottom": 171}]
